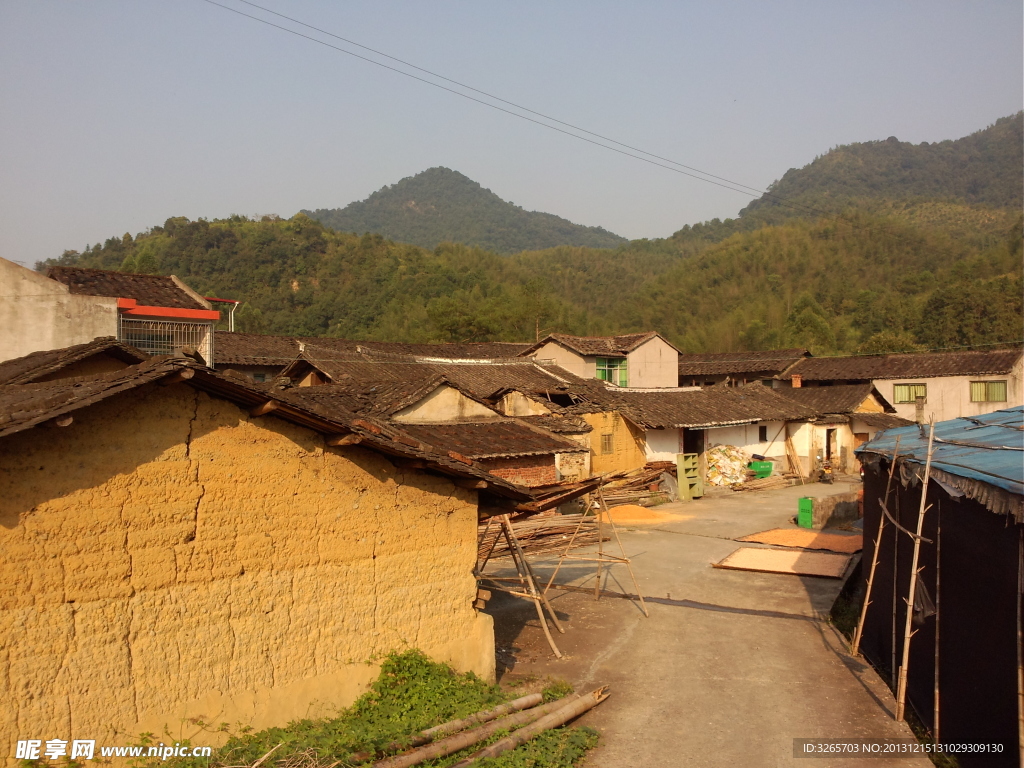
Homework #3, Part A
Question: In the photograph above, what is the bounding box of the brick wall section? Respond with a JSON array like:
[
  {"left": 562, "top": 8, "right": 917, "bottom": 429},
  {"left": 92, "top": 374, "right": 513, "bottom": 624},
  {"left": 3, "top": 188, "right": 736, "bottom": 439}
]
[
  {"left": 480, "top": 454, "right": 557, "bottom": 487},
  {"left": 0, "top": 385, "right": 494, "bottom": 750}
]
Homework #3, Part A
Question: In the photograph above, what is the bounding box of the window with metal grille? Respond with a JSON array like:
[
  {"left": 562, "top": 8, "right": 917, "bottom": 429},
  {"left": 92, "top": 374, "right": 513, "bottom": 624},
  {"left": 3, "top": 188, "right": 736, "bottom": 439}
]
[
  {"left": 596, "top": 357, "right": 628, "bottom": 387},
  {"left": 970, "top": 380, "right": 1007, "bottom": 402},
  {"left": 118, "top": 317, "right": 214, "bottom": 366},
  {"left": 600, "top": 433, "right": 614, "bottom": 454},
  {"left": 893, "top": 383, "right": 927, "bottom": 404}
]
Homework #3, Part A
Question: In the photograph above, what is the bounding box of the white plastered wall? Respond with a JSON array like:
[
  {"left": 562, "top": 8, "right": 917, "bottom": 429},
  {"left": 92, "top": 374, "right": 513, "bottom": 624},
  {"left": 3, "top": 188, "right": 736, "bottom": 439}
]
[
  {"left": 0, "top": 257, "right": 118, "bottom": 362},
  {"left": 626, "top": 336, "right": 679, "bottom": 388},
  {"left": 392, "top": 385, "right": 501, "bottom": 423},
  {"left": 875, "top": 362, "right": 1024, "bottom": 423},
  {"left": 533, "top": 341, "right": 592, "bottom": 379}
]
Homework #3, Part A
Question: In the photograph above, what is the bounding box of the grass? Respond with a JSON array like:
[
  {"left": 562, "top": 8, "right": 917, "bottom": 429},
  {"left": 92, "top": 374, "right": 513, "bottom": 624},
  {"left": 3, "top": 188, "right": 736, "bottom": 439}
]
[{"left": 135, "top": 650, "right": 596, "bottom": 768}]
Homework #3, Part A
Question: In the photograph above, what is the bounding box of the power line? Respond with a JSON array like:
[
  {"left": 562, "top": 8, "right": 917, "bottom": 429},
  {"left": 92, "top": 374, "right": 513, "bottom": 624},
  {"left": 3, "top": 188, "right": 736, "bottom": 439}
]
[{"left": 201, "top": 0, "right": 843, "bottom": 222}]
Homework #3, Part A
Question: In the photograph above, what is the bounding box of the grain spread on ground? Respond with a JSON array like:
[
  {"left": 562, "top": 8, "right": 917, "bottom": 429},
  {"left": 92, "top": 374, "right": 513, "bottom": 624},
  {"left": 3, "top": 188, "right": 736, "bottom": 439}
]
[{"left": 738, "top": 528, "right": 863, "bottom": 554}]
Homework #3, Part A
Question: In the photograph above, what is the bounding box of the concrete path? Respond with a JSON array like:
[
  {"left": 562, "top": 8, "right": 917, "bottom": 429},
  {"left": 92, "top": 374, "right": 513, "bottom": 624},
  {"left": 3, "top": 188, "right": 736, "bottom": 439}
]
[{"left": 486, "top": 482, "right": 931, "bottom": 767}]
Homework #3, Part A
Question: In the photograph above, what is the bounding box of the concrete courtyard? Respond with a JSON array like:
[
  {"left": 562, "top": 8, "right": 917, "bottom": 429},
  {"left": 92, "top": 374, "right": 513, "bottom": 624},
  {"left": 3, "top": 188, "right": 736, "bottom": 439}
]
[{"left": 485, "top": 481, "right": 932, "bottom": 767}]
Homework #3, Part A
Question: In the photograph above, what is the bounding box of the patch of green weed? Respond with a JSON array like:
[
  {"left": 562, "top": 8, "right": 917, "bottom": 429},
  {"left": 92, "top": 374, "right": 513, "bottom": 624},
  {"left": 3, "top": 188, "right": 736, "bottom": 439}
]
[{"left": 144, "top": 650, "right": 594, "bottom": 768}]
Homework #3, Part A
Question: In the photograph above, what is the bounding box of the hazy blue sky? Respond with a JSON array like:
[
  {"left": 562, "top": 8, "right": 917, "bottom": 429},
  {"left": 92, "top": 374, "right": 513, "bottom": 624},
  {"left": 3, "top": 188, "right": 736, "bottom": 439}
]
[{"left": 1, "top": 1, "right": 1021, "bottom": 267}]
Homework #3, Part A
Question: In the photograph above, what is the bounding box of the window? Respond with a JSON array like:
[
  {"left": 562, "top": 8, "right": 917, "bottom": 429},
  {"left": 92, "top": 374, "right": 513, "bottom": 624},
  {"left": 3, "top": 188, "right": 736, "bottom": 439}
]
[
  {"left": 758, "top": 426, "right": 768, "bottom": 442},
  {"left": 596, "top": 357, "right": 628, "bottom": 387},
  {"left": 252, "top": 373, "right": 267, "bottom": 383},
  {"left": 893, "top": 383, "right": 927, "bottom": 404},
  {"left": 970, "top": 380, "right": 1007, "bottom": 402},
  {"left": 600, "top": 433, "right": 614, "bottom": 455},
  {"left": 119, "top": 317, "right": 214, "bottom": 365}
]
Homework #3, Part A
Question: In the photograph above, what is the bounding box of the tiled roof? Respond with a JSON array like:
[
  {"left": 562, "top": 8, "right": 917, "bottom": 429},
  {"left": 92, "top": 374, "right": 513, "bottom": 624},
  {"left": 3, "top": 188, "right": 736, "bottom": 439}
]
[
  {"left": 525, "top": 331, "right": 665, "bottom": 358},
  {"left": 290, "top": 345, "right": 597, "bottom": 400},
  {"left": 398, "top": 420, "right": 586, "bottom": 459},
  {"left": 516, "top": 414, "right": 593, "bottom": 434},
  {"left": 0, "top": 358, "right": 531, "bottom": 501},
  {"left": 281, "top": 376, "right": 495, "bottom": 419},
  {"left": 775, "top": 384, "right": 896, "bottom": 415},
  {"left": 47, "top": 266, "right": 208, "bottom": 310},
  {"left": 677, "top": 348, "right": 810, "bottom": 377},
  {"left": 604, "top": 385, "right": 817, "bottom": 429},
  {"left": 215, "top": 332, "right": 303, "bottom": 365},
  {"left": 214, "top": 332, "right": 532, "bottom": 367},
  {"left": 788, "top": 348, "right": 1023, "bottom": 381},
  {"left": 850, "top": 412, "right": 915, "bottom": 430},
  {"left": 0, "top": 337, "right": 150, "bottom": 385}
]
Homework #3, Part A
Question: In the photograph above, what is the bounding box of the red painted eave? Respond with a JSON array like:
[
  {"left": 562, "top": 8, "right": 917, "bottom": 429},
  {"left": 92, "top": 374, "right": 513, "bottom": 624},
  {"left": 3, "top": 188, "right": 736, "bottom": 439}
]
[{"left": 117, "top": 298, "right": 219, "bottom": 321}]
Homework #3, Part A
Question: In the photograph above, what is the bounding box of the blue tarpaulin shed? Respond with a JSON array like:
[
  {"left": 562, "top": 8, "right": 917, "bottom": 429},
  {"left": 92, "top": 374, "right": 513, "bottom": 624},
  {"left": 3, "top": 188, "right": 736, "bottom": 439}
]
[{"left": 856, "top": 406, "right": 1024, "bottom": 519}]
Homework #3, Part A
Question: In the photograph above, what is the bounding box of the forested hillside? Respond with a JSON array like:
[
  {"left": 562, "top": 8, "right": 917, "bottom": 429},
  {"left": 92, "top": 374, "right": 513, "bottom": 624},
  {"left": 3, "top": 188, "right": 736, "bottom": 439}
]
[
  {"left": 741, "top": 112, "right": 1023, "bottom": 221},
  {"left": 38, "top": 114, "right": 1023, "bottom": 355},
  {"left": 302, "top": 167, "right": 627, "bottom": 254},
  {"left": 39, "top": 204, "right": 1022, "bottom": 355}
]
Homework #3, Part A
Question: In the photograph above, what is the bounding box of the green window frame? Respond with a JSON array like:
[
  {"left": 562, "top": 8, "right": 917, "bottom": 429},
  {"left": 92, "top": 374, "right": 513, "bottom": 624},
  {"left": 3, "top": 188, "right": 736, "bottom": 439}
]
[
  {"left": 970, "top": 380, "right": 1007, "bottom": 403},
  {"left": 893, "top": 383, "right": 927, "bottom": 404},
  {"left": 596, "top": 357, "right": 628, "bottom": 387}
]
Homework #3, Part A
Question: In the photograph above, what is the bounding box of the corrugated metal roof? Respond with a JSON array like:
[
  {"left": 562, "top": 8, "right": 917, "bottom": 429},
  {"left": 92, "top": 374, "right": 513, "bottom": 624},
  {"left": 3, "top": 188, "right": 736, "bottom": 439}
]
[{"left": 856, "top": 406, "right": 1024, "bottom": 497}]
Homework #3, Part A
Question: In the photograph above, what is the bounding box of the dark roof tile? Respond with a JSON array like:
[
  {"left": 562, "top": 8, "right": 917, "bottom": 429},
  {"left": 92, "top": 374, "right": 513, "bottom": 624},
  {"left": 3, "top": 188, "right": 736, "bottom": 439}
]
[
  {"left": 0, "top": 337, "right": 150, "bottom": 385},
  {"left": 47, "top": 267, "right": 208, "bottom": 310},
  {"left": 677, "top": 348, "right": 810, "bottom": 377},
  {"left": 789, "top": 348, "right": 1023, "bottom": 381}
]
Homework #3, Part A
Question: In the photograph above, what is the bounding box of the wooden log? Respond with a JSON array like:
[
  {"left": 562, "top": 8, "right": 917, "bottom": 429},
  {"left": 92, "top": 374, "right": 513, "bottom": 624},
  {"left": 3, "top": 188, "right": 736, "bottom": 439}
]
[
  {"left": 249, "top": 400, "right": 279, "bottom": 417},
  {"left": 45, "top": 414, "right": 74, "bottom": 428},
  {"left": 327, "top": 433, "right": 362, "bottom": 446},
  {"left": 370, "top": 696, "right": 579, "bottom": 768},
  {"left": 448, "top": 687, "right": 610, "bottom": 768},
  {"left": 159, "top": 368, "right": 195, "bottom": 386}
]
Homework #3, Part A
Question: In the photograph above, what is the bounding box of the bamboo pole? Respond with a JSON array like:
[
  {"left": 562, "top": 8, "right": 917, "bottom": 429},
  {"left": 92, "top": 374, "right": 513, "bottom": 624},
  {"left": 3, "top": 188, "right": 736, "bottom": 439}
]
[
  {"left": 895, "top": 420, "right": 936, "bottom": 723},
  {"left": 852, "top": 436, "right": 901, "bottom": 655},
  {"left": 594, "top": 489, "right": 605, "bottom": 599},
  {"left": 933, "top": 500, "right": 941, "bottom": 744},
  {"left": 501, "top": 516, "right": 562, "bottom": 658},
  {"left": 349, "top": 694, "right": 543, "bottom": 763},
  {"left": 1017, "top": 527, "right": 1023, "bottom": 768},
  {"left": 599, "top": 487, "right": 649, "bottom": 618},
  {"left": 448, "top": 687, "right": 610, "bottom": 767},
  {"left": 370, "top": 696, "right": 581, "bottom": 768}
]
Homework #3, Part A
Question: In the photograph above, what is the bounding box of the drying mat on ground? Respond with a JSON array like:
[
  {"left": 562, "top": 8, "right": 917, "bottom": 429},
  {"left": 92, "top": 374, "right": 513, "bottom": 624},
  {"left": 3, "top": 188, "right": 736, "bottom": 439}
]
[
  {"left": 737, "top": 528, "right": 862, "bottom": 554},
  {"left": 714, "top": 547, "right": 852, "bottom": 578}
]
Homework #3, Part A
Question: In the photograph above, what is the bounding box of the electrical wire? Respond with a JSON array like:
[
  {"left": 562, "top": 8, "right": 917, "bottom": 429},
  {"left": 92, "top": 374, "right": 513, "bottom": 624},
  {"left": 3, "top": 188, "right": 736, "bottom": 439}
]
[{"left": 198, "top": 0, "right": 989, "bottom": 249}]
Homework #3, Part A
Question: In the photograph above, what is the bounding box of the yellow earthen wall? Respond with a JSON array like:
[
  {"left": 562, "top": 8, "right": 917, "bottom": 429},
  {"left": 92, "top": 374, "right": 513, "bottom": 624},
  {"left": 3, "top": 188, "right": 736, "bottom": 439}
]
[
  {"left": 0, "top": 385, "right": 492, "bottom": 754},
  {"left": 583, "top": 411, "right": 647, "bottom": 475}
]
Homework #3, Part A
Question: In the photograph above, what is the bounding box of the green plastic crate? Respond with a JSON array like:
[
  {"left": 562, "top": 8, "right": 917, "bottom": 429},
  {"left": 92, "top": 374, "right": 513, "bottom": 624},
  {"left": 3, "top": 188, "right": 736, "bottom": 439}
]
[
  {"left": 798, "top": 497, "right": 814, "bottom": 529},
  {"left": 748, "top": 461, "right": 773, "bottom": 479}
]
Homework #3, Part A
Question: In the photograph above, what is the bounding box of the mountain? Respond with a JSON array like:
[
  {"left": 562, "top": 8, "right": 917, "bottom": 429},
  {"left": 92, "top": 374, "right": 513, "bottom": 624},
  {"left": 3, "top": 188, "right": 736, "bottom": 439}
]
[
  {"left": 302, "top": 167, "right": 628, "bottom": 254},
  {"left": 37, "top": 115, "right": 1023, "bottom": 355},
  {"left": 741, "top": 112, "right": 1023, "bottom": 221}
]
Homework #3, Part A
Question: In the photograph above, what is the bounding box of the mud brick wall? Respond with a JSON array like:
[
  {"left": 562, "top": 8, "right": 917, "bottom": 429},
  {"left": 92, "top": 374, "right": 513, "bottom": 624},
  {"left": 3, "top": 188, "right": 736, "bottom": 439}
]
[
  {"left": 480, "top": 454, "right": 557, "bottom": 487},
  {"left": 0, "top": 384, "right": 493, "bottom": 752}
]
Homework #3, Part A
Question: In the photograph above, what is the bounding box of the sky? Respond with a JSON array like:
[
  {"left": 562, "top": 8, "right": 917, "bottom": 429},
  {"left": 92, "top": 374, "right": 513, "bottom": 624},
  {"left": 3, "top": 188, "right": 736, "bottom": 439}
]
[{"left": 1, "top": 1, "right": 1021, "bottom": 268}]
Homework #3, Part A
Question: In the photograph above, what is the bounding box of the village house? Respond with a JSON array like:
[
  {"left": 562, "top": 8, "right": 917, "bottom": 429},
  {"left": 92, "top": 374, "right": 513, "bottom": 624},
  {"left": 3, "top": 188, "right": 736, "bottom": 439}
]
[
  {"left": 276, "top": 373, "right": 591, "bottom": 486},
  {"left": 0, "top": 336, "right": 150, "bottom": 384},
  {"left": 676, "top": 348, "right": 810, "bottom": 387},
  {"left": 213, "top": 331, "right": 533, "bottom": 383},
  {"left": 0, "top": 257, "right": 220, "bottom": 365},
  {"left": 0, "top": 356, "right": 532, "bottom": 751},
  {"left": 856, "top": 408, "right": 1023, "bottom": 763},
  {"left": 782, "top": 347, "right": 1024, "bottom": 423},
  {"left": 775, "top": 383, "right": 912, "bottom": 474},
  {"left": 519, "top": 332, "right": 681, "bottom": 388}
]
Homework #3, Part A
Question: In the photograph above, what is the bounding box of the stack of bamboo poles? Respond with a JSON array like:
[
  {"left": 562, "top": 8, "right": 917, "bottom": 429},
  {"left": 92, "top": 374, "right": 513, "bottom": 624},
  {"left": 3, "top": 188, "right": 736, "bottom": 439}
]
[
  {"left": 246, "top": 689, "right": 610, "bottom": 768},
  {"left": 732, "top": 474, "right": 800, "bottom": 492},
  {"left": 478, "top": 514, "right": 603, "bottom": 560},
  {"left": 600, "top": 462, "right": 677, "bottom": 506}
]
